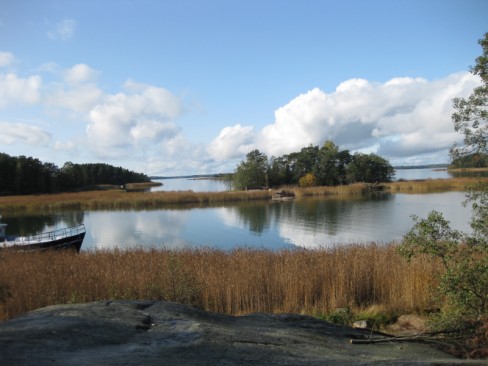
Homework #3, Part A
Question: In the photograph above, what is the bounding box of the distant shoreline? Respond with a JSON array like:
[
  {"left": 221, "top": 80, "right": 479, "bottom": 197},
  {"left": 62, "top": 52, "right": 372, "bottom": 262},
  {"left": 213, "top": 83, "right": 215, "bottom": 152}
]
[
  {"left": 393, "top": 164, "right": 448, "bottom": 170},
  {"left": 150, "top": 173, "right": 232, "bottom": 180}
]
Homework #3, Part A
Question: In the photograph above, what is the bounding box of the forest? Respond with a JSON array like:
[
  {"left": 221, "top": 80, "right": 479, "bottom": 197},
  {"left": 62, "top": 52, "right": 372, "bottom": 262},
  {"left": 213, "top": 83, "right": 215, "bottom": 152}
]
[
  {"left": 233, "top": 141, "right": 395, "bottom": 190},
  {"left": 449, "top": 152, "right": 488, "bottom": 168},
  {"left": 0, "top": 153, "right": 150, "bottom": 195}
]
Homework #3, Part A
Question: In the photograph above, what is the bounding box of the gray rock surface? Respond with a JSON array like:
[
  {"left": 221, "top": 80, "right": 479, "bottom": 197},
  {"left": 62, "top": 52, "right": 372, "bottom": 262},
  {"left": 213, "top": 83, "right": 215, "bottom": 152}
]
[{"left": 0, "top": 300, "right": 481, "bottom": 365}]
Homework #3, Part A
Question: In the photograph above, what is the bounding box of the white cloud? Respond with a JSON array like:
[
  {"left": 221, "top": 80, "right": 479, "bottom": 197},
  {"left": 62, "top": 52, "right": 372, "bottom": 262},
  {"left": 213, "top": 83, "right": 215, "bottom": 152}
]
[
  {"left": 54, "top": 140, "right": 77, "bottom": 151},
  {"left": 0, "top": 49, "right": 480, "bottom": 176},
  {"left": 64, "top": 64, "right": 98, "bottom": 85},
  {"left": 0, "top": 51, "right": 14, "bottom": 67},
  {"left": 130, "top": 120, "right": 179, "bottom": 142},
  {"left": 253, "top": 72, "right": 480, "bottom": 162},
  {"left": 0, "top": 122, "right": 51, "bottom": 145},
  {"left": 86, "top": 82, "right": 183, "bottom": 158},
  {"left": 46, "top": 83, "right": 103, "bottom": 114},
  {"left": 47, "top": 19, "right": 76, "bottom": 41},
  {"left": 0, "top": 73, "right": 41, "bottom": 107},
  {"left": 207, "top": 124, "right": 255, "bottom": 160},
  {"left": 44, "top": 64, "right": 102, "bottom": 114}
]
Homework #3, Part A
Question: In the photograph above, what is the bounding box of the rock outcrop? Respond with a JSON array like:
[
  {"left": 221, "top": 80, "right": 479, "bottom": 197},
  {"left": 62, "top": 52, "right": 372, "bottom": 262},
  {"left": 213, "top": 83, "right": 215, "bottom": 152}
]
[{"left": 0, "top": 300, "right": 481, "bottom": 365}]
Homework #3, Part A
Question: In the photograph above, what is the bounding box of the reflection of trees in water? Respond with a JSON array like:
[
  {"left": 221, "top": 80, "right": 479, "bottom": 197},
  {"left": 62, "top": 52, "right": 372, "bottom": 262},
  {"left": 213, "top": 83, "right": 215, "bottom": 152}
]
[
  {"left": 61, "top": 211, "right": 85, "bottom": 227},
  {"left": 3, "top": 211, "right": 85, "bottom": 236},
  {"left": 4, "top": 216, "right": 56, "bottom": 237},
  {"left": 233, "top": 202, "right": 270, "bottom": 234},
  {"left": 271, "top": 193, "right": 394, "bottom": 237}
]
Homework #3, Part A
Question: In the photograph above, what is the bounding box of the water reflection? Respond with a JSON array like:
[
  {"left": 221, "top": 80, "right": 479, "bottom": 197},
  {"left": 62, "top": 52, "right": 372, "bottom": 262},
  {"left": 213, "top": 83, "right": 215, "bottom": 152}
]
[
  {"left": 3, "top": 192, "right": 472, "bottom": 250},
  {"left": 84, "top": 210, "right": 191, "bottom": 249},
  {"left": 151, "top": 178, "right": 231, "bottom": 192},
  {"left": 2, "top": 211, "right": 85, "bottom": 237}
]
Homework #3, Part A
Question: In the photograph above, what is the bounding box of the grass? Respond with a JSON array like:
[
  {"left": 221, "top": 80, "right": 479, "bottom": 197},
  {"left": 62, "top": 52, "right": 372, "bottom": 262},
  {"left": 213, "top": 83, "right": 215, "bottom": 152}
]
[
  {"left": 0, "top": 189, "right": 272, "bottom": 213},
  {"left": 0, "top": 244, "right": 442, "bottom": 322},
  {"left": 385, "top": 177, "right": 483, "bottom": 193},
  {"left": 0, "top": 177, "right": 485, "bottom": 214}
]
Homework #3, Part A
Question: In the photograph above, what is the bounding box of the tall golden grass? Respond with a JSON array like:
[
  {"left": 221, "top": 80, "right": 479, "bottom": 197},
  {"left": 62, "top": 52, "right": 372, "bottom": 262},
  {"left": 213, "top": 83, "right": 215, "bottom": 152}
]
[
  {"left": 385, "top": 177, "right": 482, "bottom": 193},
  {"left": 1, "top": 178, "right": 485, "bottom": 214},
  {"left": 0, "top": 245, "right": 441, "bottom": 321},
  {"left": 0, "top": 189, "right": 272, "bottom": 213}
]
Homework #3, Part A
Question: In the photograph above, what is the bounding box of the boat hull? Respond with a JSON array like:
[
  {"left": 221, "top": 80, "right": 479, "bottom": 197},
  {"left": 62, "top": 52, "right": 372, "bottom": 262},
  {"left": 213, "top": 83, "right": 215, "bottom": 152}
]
[
  {"left": 0, "top": 225, "right": 86, "bottom": 253},
  {"left": 2, "top": 233, "right": 85, "bottom": 253}
]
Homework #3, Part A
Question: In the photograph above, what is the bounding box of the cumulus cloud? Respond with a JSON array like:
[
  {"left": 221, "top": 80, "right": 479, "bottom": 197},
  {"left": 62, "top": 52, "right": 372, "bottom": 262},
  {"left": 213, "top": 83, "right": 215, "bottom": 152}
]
[
  {"left": 0, "top": 122, "right": 51, "bottom": 145},
  {"left": 0, "top": 48, "right": 481, "bottom": 176},
  {"left": 206, "top": 72, "right": 480, "bottom": 166},
  {"left": 130, "top": 120, "right": 179, "bottom": 142},
  {"left": 0, "top": 51, "right": 14, "bottom": 67},
  {"left": 46, "top": 83, "right": 103, "bottom": 114},
  {"left": 0, "top": 73, "right": 41, "bottom": 107},
  {"left": 47, "top": 19, "right": 76, "bottom": 41},
  {"left": 64, "top": 64, "right": 98, "bottom": 85},
  {"left": 253, "top": 72, "right": 480, "bottom": 161},
  {"left": 45, "top": 64, "right": 102, "bottom": 114},
  {"left": 86, "top": 82, "right": 183, "bottom": 158},
  {"left": 207, "top": 124, "right": 255, "bottom": 160}
]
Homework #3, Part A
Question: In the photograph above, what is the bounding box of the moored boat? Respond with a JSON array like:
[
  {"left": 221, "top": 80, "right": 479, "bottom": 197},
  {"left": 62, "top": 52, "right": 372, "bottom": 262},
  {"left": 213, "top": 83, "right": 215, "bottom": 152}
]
[{"left": 0, "top": 216, "right": 85, "bottom": 253}]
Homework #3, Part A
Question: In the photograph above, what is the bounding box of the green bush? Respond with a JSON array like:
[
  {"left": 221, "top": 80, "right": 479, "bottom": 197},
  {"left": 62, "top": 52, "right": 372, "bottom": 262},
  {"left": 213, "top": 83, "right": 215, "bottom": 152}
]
[
  {"left": 325, "top": 307, "right": 354, "bottom": 326},
  {"left": 398, "top": 209, "right": 487, "bottom": 317}
]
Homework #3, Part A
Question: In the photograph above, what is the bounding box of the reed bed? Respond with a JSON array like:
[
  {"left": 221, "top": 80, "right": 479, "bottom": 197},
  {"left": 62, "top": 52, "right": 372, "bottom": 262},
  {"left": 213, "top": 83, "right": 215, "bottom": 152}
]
[
  {"left": 385, "top": 177, "right": 484, "bottom": 193},
  {"left": 1, "top": 177, "right": 484, "bottom": 214},
  {"left": 292, "top": 183, "right": 371, "bottom": 198},
  {"left": 0, "top": 189, "right": 273, "bottom": 213},
  {"left": 0, "top": 244, "right": 441, "bottom": 321}
]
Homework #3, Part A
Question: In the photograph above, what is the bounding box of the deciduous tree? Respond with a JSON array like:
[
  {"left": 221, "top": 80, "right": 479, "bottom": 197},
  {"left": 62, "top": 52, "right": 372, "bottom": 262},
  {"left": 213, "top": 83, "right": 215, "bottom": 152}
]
[{"left": 233, "top": 149, "right": 268, "bottom": 190}]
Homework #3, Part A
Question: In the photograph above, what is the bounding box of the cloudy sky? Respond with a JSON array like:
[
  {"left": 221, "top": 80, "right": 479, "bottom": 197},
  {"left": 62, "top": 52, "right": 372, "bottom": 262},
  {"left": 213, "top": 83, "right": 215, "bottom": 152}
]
[{"left": 1, "top": 0, "right": 487, "bottom": 176}]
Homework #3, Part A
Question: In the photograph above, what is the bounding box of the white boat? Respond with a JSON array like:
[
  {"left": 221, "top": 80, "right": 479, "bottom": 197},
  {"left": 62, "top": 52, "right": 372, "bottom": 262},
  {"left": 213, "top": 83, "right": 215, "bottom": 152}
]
[{"left": 0, "top": 216, "right": 85, "bottom": 253}]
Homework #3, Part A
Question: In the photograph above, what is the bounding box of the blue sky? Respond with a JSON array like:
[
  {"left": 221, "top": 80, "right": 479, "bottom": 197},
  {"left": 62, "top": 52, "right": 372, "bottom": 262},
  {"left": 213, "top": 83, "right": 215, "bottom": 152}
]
[{"left": 1, "top": 0, "right": 487, "bottom": 176}]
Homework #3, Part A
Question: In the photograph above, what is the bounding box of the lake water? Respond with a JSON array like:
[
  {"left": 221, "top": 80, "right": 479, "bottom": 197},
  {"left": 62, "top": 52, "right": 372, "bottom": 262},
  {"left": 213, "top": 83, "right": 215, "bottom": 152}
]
[
  {"left": 2, "top": 169, "right": 478, "bottom": 251},
  {"left": 152, "top": 168, "right": 457, "bottom": 193},
  {"left": 2, "top": 191, "right": 472, "bottom": 251}
]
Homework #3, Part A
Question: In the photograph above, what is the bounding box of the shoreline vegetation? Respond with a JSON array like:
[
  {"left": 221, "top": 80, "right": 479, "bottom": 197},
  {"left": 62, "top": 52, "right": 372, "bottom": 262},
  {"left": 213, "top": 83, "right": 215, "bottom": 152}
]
[
  {"left": 0, "top": 244, "right": 439, "bottom": 323},
  {"left": 1, "top": 176, "right": 487, "bottom": 357},
  {"left": 0, "top": 177, "right": 486, "bottom": 213}
]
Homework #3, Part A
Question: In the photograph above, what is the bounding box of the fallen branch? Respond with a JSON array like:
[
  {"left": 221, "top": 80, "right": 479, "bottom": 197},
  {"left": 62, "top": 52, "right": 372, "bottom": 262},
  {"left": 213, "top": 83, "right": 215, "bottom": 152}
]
[
  {"left": 349, "top": 334, "right": 427, "bottom": 344},
  {"left": 349, "top": 328, "right": 479, "bottom": 345}
]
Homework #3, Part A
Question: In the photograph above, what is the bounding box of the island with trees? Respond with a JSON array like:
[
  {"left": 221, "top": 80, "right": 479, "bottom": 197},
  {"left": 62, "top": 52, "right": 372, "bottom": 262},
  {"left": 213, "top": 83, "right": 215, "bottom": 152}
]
[{"left": 233, "top": 141, "right": 394, "bottom": 190}]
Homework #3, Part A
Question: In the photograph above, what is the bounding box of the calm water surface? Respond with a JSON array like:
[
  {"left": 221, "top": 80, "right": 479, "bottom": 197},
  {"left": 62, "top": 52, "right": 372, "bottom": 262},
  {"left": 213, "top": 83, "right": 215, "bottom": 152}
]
[
  {"left": 3, "top": 191, "right": 472, "bottom": 251},
  {"left": 152, "top": 168, "right": 479, "bottom": 193},
  {"left": 3, "top": 169, "right": 478, "bottom": 251}
]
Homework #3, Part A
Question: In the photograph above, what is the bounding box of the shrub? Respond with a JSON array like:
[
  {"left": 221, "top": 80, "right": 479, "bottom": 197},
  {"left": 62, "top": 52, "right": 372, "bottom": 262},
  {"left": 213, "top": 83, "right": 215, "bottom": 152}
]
[
  {"left": 398, "top": 210, "right": 487, "bottom": 317},
  {"left": 298, "top": 172, "right": 317, "bottom": 187}
]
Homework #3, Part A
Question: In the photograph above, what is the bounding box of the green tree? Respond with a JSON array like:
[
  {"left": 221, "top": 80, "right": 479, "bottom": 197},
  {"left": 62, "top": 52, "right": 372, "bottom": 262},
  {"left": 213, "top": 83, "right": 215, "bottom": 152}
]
[
  {"left": 267, "top": 156, "right": 292, "bottom": 187},
  {"left": 398, "top": 33, "right": 488, "bottom": 357},
  {"left": 451, "top": 32, "right": 488, "bottom": 160},
  {"left": 346, "top": 153, "right": 394, "bottom": 183},
  {"left": 233, "top": 149, "right": 268, "bottom": 190},
  {"left": 288, "top": 145, "right": 320, "bottom": 183},
  {"left": 316, "top": 141, "right": 351, "bottom": 185}
]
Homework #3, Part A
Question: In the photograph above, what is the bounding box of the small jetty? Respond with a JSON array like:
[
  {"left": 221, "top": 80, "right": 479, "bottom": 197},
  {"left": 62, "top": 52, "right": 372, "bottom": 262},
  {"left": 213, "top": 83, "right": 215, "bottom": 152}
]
[
  {"left": 271, "top": 190, "right": 296, "bottom": 201},
  {"left": 364, "top": 183, "right": 389, "bottom": 191}
]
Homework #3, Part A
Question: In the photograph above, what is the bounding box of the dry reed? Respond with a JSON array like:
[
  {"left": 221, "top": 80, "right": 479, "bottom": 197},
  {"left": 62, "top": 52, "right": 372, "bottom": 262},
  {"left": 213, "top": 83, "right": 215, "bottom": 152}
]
[
  {"left": 0, "top": 245, "right": 441, "bottom": 321},
  {"left": 386, "top": 177, "right": 483, "bottom": 193},
  {"left": 2, "top": 178, "right": 484, "bottom": 214}
]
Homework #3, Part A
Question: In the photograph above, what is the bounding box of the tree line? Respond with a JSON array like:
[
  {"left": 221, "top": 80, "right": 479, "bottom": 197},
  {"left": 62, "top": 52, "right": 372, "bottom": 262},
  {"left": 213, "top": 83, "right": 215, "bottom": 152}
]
[
  {"left": 233, "top": 141, "right": 395, "bottom": 190},
  {"left": 0, "top": 153, "right": 150, "bottom": 195},
  {"left": 449, "top": 153, "right": 488, "bottom": 169}
]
